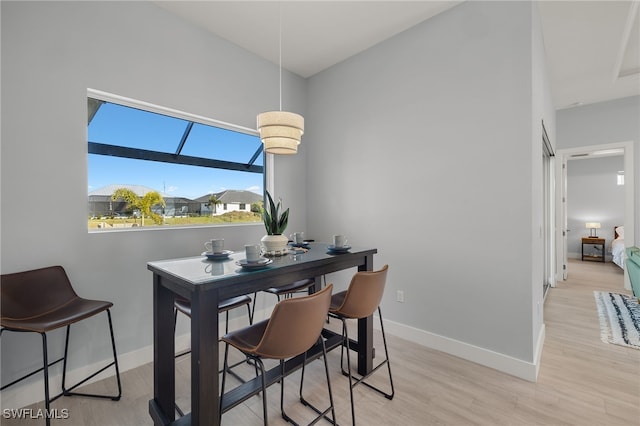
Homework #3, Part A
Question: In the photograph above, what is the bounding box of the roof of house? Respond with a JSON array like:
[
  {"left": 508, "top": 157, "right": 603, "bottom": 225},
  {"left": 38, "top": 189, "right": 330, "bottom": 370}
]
[
  {"left": 89, "top": 185, "right": 262, "bottom": 204},
  {"left": 88, "top": 184, "right": 171, "bottom": 198},
  {"left": 194, "top": 190, "right": 262, "bottom": 204}
]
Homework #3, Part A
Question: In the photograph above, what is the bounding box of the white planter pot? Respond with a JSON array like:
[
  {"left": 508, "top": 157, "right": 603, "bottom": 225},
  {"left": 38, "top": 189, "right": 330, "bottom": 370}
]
[{"left": 260, "top": 234, "right": 289, "bottom": 253}]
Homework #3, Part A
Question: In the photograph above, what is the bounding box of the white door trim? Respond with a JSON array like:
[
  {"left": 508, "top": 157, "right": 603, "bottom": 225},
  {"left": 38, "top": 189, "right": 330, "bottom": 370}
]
[{"left": 555, "top": 141, "right": 634, "bottom": 289}]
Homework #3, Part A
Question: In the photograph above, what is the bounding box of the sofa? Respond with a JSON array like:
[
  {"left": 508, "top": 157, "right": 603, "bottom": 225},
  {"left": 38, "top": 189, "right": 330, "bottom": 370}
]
[{"left": 626, "top": 246, "right": 640, "bottom": 299}]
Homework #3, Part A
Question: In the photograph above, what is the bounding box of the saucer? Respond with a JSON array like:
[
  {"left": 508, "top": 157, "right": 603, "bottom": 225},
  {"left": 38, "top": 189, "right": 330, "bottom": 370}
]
[
  {"left": 327, "top": 245, "right": 351, "bottom": 253},
  {"left": 202, "top": 250, "right": 233, "bottom": 260},
  {"left": 236, "top": 258, "right": 272, "bottom": 269}
]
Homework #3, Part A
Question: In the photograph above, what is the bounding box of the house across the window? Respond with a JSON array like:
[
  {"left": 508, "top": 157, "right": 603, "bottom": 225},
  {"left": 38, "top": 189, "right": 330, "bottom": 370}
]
[{"left": 195, "top": 190, "right": 261, "bottom": 216}]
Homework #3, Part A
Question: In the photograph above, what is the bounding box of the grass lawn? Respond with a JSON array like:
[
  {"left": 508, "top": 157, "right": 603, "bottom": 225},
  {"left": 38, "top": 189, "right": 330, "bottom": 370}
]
[{"left": 88, "top": 211, "right": 261, "bottom": 229}]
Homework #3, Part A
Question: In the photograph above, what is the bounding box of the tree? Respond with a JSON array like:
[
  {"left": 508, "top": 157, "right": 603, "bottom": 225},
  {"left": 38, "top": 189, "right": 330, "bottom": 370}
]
[
  {"left": 251, "top": 201, "right": 263, "bottom": 214},
  {"left": 111, "top": 188, "right": 165, "bottom": 226},
  {"left": 206, "top": 194, "right": 221, "bottom": 216}
]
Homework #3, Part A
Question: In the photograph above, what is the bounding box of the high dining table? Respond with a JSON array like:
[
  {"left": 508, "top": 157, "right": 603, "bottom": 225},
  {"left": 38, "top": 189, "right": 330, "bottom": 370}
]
[{"left": 147, "top": 242, "right": 378, "bottom": 426}]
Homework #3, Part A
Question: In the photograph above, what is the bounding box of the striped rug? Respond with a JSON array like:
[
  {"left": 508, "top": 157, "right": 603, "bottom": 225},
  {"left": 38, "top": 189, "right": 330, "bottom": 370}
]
[{"left": 594, "top": 291, "right": 640, "bottom": 350}]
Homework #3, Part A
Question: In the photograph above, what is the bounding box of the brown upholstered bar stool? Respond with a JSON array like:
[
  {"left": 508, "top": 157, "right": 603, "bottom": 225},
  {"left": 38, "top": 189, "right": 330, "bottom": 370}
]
[
  {"left": 328, "top": 265, "right": 394, "bottom": 425},
  {"left": 0, "top": 266, "right": 122, "bottom": 426},
  {"left": 251, "top": 278, "right": 316, "bottom": 320},
  {"left": 220, "top": 284, "right": 336, "bottom": 425}
]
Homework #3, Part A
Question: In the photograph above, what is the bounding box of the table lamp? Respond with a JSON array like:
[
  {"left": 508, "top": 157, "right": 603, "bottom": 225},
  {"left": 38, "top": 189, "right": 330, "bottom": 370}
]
[{"left": 585, "top": 222, "right": 601, "bottom": 238}]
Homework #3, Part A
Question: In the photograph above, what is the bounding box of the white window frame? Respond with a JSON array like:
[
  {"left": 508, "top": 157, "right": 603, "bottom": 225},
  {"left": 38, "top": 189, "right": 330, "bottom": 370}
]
[{"left": 87, "top": 88, "right": 271, "bottom": 232}]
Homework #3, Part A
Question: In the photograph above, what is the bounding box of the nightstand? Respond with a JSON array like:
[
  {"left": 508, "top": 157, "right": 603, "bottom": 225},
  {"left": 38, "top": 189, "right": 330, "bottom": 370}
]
[{"left": 581, "top": 237, "right": 605, "bottom": 262}]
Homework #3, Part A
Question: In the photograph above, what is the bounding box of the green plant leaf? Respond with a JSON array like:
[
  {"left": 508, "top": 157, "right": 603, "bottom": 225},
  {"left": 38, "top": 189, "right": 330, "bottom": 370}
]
[
  {"left": 262, "top": 210, "right": 272, "bottom": 234},
  {"left": 277, "top": 208, "right": 289, "bottom": 234},
  {"left": 263, "top": 190, "right": 289, "bottom": 235},
  {"left": 267, "top": 191, "right": 278, "bottom": 225}
]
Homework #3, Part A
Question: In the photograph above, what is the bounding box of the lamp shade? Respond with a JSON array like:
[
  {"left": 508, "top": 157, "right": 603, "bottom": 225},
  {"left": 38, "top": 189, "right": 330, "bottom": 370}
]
[
  {"left": 257, "top": 111, "right": 304, "bottom": 155},
  {"left": 585, "top": 222, "right": 601, "bottom": 229}
]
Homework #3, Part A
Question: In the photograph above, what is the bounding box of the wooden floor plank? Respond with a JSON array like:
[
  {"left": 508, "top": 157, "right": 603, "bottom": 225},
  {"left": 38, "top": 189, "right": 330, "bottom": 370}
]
[{"left": 2, "top": 259, "right": 638, "bottom": 425}]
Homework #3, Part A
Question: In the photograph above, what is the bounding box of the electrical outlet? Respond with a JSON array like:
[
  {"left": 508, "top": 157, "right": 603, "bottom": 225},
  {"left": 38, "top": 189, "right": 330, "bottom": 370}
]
[{"left": 396, "top": 290, "right": 405, "bottom": 303}]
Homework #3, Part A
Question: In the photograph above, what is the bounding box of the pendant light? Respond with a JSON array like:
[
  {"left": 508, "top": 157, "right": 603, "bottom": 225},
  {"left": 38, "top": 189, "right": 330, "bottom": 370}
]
[{"left": 257, "top": 4, "right": 304, "bottom": 155}]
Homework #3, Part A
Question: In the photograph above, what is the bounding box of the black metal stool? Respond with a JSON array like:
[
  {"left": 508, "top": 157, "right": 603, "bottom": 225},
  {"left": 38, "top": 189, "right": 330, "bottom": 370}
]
[
  {"left": 251, "top": 278, "right": 316, "bottom": 320},
  {"left": 1, "top": 266, "right": 122, "bottom": 426}
]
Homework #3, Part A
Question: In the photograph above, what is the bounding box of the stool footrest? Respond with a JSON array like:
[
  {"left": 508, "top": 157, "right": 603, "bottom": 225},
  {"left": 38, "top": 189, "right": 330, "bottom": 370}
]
[
  {"left": 0, "top": 354, "right": 64, "bottom": 391},
  {"left": 52, "top": 361, "right": 120, "bottom": 403}
]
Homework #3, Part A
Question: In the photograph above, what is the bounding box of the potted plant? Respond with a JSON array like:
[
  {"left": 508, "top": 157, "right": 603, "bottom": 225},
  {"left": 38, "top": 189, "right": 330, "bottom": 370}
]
[{"left": 260, "top": 190, "right": 290, "bottom": 253}]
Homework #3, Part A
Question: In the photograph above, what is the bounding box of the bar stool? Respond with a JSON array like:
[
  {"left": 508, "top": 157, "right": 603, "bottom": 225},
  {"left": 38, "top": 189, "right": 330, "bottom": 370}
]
[
  {"left": 221, "top": 284, "right": 336, "bottom": 425},
  {"left": 251, "top": 278, "right": 316, "bottom": 320},
  {"left": 174, "top": 294, "right": 253, "bottom": 341},
  {"left": 328, "top": 265, "right": 394, "bottom": 425},
  {"left": 0, "top": 266, "right": 122, "bottom": 426}
]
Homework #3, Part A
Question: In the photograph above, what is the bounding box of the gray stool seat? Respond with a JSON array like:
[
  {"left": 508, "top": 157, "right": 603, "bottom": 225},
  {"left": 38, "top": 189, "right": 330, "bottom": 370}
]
[
  {"left": 264, "top": 278, "right": 315, "bottom": 296},
  {"left": 175, "top": 295, "right": 252, "bottom": 317},
  {"left": 252, "top": 278, "right": 316, "bottom": 320}
]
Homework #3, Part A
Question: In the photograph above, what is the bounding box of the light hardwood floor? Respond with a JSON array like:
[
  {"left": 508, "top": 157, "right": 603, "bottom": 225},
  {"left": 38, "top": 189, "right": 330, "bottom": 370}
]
[{"left": 3, "top": 259, "right": 639, "bottom": 425}]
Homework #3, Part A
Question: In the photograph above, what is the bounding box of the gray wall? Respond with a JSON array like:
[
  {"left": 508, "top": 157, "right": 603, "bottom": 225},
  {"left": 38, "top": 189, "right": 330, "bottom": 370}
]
[
  {"left": 0, "top": 0, "right": 307, "bottom": 403},
  {"left": 566, "top": 156, "right": 625, "bottom": 258},
  {"left": 306, "top": 0, "right": 553, "bottom": 366},
  {"left": 557, "top": 96, "right": 640, "bottom": 246},
  {"left": 1, "top": 0, "right": 556, "bottom": 406}
]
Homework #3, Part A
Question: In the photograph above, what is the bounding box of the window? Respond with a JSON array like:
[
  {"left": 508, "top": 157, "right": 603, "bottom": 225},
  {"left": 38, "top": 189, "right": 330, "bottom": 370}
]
[{"left": 87, "top": 90, "right": 265, "bottom": 231}]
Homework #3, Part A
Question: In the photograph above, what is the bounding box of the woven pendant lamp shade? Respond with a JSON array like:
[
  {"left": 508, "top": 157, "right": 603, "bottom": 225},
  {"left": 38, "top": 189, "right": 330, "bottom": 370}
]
[{"left": 257, "top": 111, "right": 304, "bottom": 155}]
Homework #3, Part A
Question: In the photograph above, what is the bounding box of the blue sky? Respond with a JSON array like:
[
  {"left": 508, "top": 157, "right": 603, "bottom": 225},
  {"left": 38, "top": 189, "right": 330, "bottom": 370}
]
[{"left": 88, "top": 102, "right": 264, "bottom": 199}]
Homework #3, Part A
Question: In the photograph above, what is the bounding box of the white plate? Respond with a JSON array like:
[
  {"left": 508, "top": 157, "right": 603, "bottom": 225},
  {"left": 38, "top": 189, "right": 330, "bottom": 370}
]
[
  {"left": 236, "top": 258, "right": 272, "bottom": 269},
  {"left": 327, "top": 245, "right": 351, "bottom": 253},
  {"left": 202, "top": 250, "right": 233, "bottom": 260}
]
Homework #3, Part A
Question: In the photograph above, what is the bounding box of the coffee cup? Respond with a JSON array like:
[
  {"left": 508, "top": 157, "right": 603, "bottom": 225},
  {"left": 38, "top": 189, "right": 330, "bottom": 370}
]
[
  {"left": 333, "top": 235, "right": 348, "bottom": 248},
  {"left": 205, "top": 239, "right": 224, "bottom": 254},
  {"left": 245, "top": 244, "right": 262, "bottom": 263},
  {"left": 291, "top": 232, "right": 305, "bottom": 244}
]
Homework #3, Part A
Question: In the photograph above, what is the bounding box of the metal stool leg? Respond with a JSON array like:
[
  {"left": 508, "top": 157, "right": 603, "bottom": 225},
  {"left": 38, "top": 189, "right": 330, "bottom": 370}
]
[
  {"left": 0, "top": 329, "right": 67, "bottom": 426},
  {"left": 334, "top": 307, "right": 395, "bottom": 425},
  {"left": 42, "top": 333, "right": 52, "bottom": 426},
  {"left": 59, "top": 310, "right": 122, "bottom": 401},
  {"left": 298, "top": 337, "right": 337, "bottom": 425}
]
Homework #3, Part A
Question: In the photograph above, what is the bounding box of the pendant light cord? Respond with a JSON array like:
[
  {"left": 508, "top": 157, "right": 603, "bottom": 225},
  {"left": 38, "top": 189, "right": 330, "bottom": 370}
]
[{"left": 279, "top": 1, "right": 282, "bottom": 112}]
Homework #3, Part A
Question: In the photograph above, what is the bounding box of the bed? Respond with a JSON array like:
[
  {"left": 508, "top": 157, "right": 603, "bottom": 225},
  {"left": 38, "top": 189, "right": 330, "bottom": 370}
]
[{"left": 611, "top": 226, "right": 625, "bottom": 269}]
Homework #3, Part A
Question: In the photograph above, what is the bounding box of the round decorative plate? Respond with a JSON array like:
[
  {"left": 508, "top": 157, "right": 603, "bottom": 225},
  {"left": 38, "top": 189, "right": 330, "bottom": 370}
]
[
  {"left": 202, "top": 250, "right": 233, "bottom": 260},
  {"left": 327, "top": 245, "right": 351, "bottom": 253},
  {"left": 236, "top": 258, "right": 272, "bottom": 269}
]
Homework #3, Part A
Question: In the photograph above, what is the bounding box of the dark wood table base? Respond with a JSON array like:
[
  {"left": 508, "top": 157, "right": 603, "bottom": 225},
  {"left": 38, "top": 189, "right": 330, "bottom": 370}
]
[{"left": 148, "top": 243, "right": 377, "bottom": 426}]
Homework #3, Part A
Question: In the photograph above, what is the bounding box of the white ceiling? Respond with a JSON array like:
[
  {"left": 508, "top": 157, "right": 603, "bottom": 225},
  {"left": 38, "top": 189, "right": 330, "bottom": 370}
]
[{"left": 154, "top": 1, "right": 640, "bottom": 110}]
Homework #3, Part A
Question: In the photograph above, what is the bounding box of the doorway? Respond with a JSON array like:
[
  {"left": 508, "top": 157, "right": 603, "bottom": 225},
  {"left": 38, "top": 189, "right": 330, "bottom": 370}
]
[{"left": 555, "top": 141, "right": 635, "bottom": 290}]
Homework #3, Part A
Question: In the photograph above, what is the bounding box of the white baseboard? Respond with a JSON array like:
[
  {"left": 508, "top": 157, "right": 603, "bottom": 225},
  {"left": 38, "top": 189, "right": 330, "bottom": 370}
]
[
  {"left": 378, "top": 316, "right": 542, "bottom": 382},
  {"left": 533, "top": 324, "right": 546, "bottom": 380},
  {"left": 568, "top": 251, "right": 580, "bottom": 259},
  {"left": 2, "top": 310, "right": 543, "bottom": 409}
]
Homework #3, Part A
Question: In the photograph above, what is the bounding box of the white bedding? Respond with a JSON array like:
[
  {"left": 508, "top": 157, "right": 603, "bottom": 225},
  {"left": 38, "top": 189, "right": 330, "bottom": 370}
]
[
  {"left": 611, "top": 225, "right": 625, "bottom": 269},
  {"left": 612, "top": 238, "right": 625, "bottom": 269}
]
